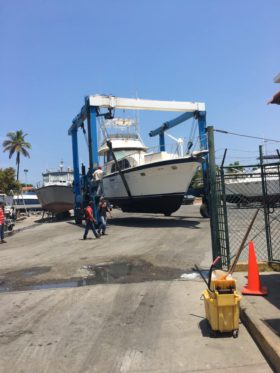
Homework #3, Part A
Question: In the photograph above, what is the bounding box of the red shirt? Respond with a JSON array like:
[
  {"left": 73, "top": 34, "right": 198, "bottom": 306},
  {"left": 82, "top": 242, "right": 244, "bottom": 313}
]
[
  {"left": 0, "top": 207, "right": 5, "bottom": 224},
  {"left": 84, "top": 206, "right": 95, "bottom": 221}
]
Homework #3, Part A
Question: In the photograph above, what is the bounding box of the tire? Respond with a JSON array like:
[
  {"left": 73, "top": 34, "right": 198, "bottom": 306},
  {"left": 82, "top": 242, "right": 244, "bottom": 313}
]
[
  {"left": 210, "top": 329, "right": 218, "bottom": 338},
  {"left": 200, "top": 203, "right": 209, "bottom": 218},
  {"left": 233, "top": 329, "right": 239, "bottom": 338},
  {"left": 164, "top": 212, "right": 172, "bottom": 217}
]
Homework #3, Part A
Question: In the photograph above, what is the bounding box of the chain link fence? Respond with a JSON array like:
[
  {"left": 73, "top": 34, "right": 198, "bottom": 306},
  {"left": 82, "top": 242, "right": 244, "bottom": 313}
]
[{"left": 216, "top": 163, "right": 280, "bottom": 266}]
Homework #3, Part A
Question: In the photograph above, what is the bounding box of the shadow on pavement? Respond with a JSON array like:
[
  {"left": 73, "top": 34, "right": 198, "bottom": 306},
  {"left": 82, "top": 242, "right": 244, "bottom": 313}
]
[
  {"left": 108, "top": 216, "right": 200, "bottom": 229},
  {"left": 264, "top": 318, "right": 280, "bottom": 337},
  {"left": 171, "top": 215, "right": 208, "bottom": 220},
  {"left": 34, "top": 217, "right": 74, "bottom": 224},
  {"left": 259, "top": 273, "right": 280, "bottom": 311},
  {"left": 259, "top": 273, "right": 280, "bottom": 337},
  {"left": 198, "top": 319, "right": 236, "bottom": 338}
]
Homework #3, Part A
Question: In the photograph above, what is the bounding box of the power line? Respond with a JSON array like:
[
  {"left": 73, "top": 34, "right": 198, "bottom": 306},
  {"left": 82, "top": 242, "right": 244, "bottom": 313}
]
[
  {"left": 216, "top": 148, "right": 258, "bottom": 154},
  {"left": 214, "top": 129, "right": 280, "bottom": 143}
]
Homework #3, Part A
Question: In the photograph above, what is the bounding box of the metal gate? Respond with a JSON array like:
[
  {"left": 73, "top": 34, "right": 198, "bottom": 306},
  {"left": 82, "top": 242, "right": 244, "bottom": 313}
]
[{"left": 210, "top": 160, "right": 280, "bottom": 270}]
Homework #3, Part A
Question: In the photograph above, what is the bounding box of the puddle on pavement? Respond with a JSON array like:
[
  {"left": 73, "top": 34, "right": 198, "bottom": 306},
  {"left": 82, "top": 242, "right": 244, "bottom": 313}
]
[
  {"left": 0, "top": 261, "right": 209, "bottom": 293},
  {"left": 5, "top": 266, "right": 51, "bottom": 278}
]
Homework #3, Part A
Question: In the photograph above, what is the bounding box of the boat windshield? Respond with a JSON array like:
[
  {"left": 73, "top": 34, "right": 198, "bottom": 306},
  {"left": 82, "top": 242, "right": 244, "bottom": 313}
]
[{"left": 107, "top": 149, "right": 141, "bottom": 162}]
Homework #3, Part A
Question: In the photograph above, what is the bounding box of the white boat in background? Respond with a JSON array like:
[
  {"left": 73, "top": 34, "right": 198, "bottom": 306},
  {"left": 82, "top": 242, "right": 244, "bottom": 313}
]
[
  {"left": 1, "top": 191, "right": 41, "bottom": 220},
  {"left": 13, "top": 192, "right": 41, "bottom": 211},
  {"left": 225, "top": 166, "right": 280, "bottom": 204},
  {"left": 99, "top": 118, "right": 205, "bottom": 215},
  {"left": 36, "top": 162, "right": 74, "bottom": 214}
]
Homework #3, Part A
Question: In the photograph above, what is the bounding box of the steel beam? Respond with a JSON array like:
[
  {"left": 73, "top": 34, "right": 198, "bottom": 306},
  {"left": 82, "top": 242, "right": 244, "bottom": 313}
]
[
  {"left": 198, "top": 111, "right": 208, "bottom": 209},
  {"left": 197, "top": 111, "right": 207, "bottom": 150},
  {"left": 71, "top": 129, "right": 81, "bottom": 207},
  {"left": 159, "top": 133, "right": 165, "bottom": 151},
  {"left": 88, "top": 95, "right": 205, "bottom": 112},
  {"left": 87, "top": 106, "right": 99, "bottom": 172},
  {"left": 68, "top": 104, "right": 87, "bottom": 135},
  {"left": 149, "top": 111, "right": 196, "bottom": 137}
]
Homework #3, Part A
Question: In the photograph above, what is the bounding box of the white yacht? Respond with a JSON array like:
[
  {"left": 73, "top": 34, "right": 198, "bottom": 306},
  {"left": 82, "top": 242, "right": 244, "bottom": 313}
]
[
  {"left": 13, "top": 192, "right": 41, "bottom": 211},
  {"left": 36, "top": 162, "right": 74, "bottom": 213},
  {"left": 225, "top": 166, "right": 280, "bottom": 204},
  {"left": 1, "top": 191, "right": 41, "bottom": 215},
  {"left": 99, "top": 118, "right": 205, "bottom": 215}
]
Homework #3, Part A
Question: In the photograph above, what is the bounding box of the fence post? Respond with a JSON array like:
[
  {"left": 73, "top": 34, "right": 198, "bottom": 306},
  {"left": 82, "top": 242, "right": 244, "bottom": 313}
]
[
  {"left": 259, "top": 145, "right": 273, "bottom": 262},
  {"left": 207, "top": 126, "right": 222, "bottom": 268}
]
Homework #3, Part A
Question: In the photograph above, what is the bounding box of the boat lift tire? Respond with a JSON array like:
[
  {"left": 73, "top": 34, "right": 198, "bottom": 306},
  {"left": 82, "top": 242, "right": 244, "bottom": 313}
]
[
  {"left": 233, "top": 329, "right": 239, "bottom": 338},
  {"left": 164, "top": 211, "right": 172, "bottom": 217},
  {"left": 200, "top": 203, "right": 209, "bottom": 218}
]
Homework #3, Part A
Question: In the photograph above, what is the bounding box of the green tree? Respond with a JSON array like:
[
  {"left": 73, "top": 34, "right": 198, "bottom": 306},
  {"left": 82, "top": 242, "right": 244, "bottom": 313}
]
[
  {"left": 0, "top": 168, "right": 21, "bottom": 195},
  {"left": 2, "top": 130, "right": 31, "bottom": 180},
  {"left": 190, "top": 166, "right": 203, "bottom": 189},
  {"left": 227, "top": 161, "right": 244, "bottom": 173}
]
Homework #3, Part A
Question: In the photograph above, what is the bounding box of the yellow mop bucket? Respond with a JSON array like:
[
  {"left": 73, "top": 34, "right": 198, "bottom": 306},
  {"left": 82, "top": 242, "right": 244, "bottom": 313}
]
[
  {"left": 203, "top": 278, "right": 241, "bottom": 338},
  {"left": 199, "top": 211, "right": 260, "bottom": 338}
]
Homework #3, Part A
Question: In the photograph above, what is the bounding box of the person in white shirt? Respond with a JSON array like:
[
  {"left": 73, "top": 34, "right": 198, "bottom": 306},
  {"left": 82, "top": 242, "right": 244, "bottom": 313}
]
[{"left": 92, "top": 166, "right": 104, "bottom": 195}]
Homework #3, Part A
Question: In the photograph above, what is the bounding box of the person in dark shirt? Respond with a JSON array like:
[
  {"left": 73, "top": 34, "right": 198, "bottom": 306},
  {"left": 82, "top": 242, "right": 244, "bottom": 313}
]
[
  {"left": 98, "top": 197, "right": 112, "bottom": 235},
  {"left": 83, "top": 201, "right": 100, "bottom": 240}
]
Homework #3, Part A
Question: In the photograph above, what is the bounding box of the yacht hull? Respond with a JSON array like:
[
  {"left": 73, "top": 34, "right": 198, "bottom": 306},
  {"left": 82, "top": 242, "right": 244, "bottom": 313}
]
[
  {"left": 225, "top": 178, "right": 280, "bottom": 204},
  {"left": 103, "top": 158, "right": 201, "bottom": 214},
  {"left": 36, "top": 185, "right": 74, "bottom": 213}
]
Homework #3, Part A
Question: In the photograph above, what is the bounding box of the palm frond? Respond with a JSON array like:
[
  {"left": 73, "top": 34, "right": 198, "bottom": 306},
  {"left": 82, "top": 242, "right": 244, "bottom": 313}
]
[
  {"left": 3, "top": 140, "right": 12, "bottom": 148},
  {"left": 22, "top": 141, "right": 31, "bottom": 149},
  {"left": 8, "top": 145, "right": 17, "bottom": 159},
  {"left": 6, "top": 132, "right": 17, "bottom": 140},
  {"left": 21, "top": 148, "right": 30, "bottom": 158}
]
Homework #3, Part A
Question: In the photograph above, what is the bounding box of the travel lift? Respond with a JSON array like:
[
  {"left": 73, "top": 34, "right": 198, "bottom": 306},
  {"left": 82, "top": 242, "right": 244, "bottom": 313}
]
[{"left": 68, "top": 95, "right": 209, "bottom": 224}]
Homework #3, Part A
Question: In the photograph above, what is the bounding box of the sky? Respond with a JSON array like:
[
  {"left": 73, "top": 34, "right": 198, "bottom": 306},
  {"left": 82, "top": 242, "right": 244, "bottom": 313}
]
[{"left": 0, "top": 0, "right": 279, "bottom": 185}]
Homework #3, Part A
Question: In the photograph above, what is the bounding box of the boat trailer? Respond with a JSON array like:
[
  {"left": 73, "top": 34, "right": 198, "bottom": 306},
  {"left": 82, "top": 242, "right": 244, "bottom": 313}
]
[{"left": 68, "top": 95, "right": 209, "bottom": 223}]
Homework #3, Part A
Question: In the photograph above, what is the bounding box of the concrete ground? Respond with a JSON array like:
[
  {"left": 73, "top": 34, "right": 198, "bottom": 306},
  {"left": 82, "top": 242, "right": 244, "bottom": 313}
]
[
  {"left": 0, "top": 206, "right": 211, "bottom": 288},
  {"left": 235, "top": 272, "right": 280, "bottom": 371},
  {"left": 0, "top": 206, "right": 272, "bottom": 372}
]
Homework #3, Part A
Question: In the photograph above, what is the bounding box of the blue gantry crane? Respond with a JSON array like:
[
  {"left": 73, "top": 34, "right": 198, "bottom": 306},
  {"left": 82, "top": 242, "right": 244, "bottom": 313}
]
[{"left": 68, "top": 95, "right": 209, "bottom": 223}]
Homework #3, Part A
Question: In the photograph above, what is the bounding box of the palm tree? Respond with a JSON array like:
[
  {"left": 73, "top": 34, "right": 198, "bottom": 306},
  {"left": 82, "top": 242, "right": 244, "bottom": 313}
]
[{"left": 3, "top": 130, "right": 31, "bottom": 180}]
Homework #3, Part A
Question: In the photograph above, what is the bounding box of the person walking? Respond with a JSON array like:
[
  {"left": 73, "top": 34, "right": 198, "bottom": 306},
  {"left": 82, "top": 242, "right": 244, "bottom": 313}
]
[
  {"left": 92, "top": 166, "right": 104, "bottom": 195},
  {"left": 0, "top": 203, "right": 7, "bottom": 244},
  {"left": 83, "top": 201, "right": 101, "bottom": 240},
  {"left": 98, "top": 197, "right": 112, "bottom": 235}
]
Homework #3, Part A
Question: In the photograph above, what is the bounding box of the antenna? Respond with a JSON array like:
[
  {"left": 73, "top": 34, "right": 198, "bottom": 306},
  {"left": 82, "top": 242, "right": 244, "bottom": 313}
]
[{"left": 165, "top": 132, "right": 184, "bottom": 157}]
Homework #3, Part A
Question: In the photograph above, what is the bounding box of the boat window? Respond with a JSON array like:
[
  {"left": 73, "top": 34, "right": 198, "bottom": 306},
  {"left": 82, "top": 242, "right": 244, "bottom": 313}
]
[
  {"left": 114, "top": 150, "right": 129, "bottom": 161},
  {"left": 111, "top": 159, "right": 131, "bottom": 173},
  {"left": 106, "top": 150, "right": 113, "bottom": 162},
  {"left": 113, "top": 150, "right": 139, "bottom": 161},
  {"left": 14, "top": 199, "right": 40, "bottom": 205}
]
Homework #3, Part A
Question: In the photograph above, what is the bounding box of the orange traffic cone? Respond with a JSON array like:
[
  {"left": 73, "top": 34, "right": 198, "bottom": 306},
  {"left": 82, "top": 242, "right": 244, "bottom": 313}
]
[{"left": 242, "top": 240, "right": 268, "bottom": 295}]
